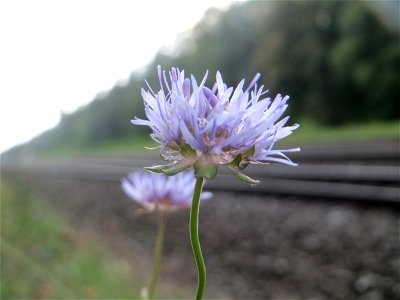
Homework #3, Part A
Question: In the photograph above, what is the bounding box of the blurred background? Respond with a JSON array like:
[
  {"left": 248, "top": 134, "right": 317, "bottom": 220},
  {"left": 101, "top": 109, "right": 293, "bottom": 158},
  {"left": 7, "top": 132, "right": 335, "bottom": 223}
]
[{"left": 1, "top": 0, "right": 399, "bottom": 299}]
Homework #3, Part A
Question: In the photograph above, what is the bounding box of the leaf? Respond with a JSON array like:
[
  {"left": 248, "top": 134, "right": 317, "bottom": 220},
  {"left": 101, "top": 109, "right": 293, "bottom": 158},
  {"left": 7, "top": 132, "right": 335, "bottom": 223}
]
[
  {"left": 242, "top": 145, "right": 256, "bottom": 158},
  {"left": 225, "top": 146, "right": 255, "bottom": 170},
  {"left": 162, "top": 160, "right": 193, "bottom": 176},
  {"left": 228, "top": 167, "right": 260, "bottom": 186},
  {"left": 224, "top": 154, "right": 242, "bottom": 168},
  {"left": 238, "top": 161, "right": 250, "bottom": 170},
  {"left": 160, "top": 152, "right": 169, "bottom": 161},
  {"left": 144, "top": 164, "right": 172, "bottom": 173},
  {"left": 144, "top": 160, "right": 193, "bottom": 176},
  {"left": 194, "top": 155, "right": 218, "bottom": 180},
  {"left": 236, "top": 172, "right": 260, "bottom": 185},
  {"left": 180, "top": 143, "right": 197, "bottom": 159},
  {"left": 145, "top": 145, "right": 160, "bottom": 150}
]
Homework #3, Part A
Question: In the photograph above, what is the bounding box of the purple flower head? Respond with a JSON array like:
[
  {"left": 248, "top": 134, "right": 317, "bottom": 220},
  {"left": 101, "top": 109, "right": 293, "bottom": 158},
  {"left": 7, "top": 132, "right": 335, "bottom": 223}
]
[
  {"left": 132, "top": 66, "right": 300, "bottom": 184},
  {"left": 122, "top": 171, "right": 212, "bottom": 211}
]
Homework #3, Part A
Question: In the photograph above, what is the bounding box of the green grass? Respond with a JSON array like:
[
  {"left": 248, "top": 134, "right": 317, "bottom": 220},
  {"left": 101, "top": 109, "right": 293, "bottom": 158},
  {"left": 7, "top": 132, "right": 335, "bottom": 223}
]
[
  {"left": 44, "top": 135, "right": 158, "bottom": 158},
  {"left": 0, "top": 180, "right": 140, "bottom": 299},
  {"left": 277, "top": 120, "right": 399, "bottom": 146}
]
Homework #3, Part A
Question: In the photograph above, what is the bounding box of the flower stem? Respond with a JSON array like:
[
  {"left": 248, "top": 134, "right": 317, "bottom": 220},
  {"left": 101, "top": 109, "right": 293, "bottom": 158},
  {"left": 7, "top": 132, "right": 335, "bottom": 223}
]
[
  {"left": 149, "top": 210, "right": 166, "bottom": 300},
  {"left": 190, "top": 177, "right": 206, "bottom": 300}
]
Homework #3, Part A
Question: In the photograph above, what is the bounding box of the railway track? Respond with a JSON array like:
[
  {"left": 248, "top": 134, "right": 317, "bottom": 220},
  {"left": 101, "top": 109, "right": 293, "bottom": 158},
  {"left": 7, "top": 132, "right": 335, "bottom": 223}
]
[
  {"left": 2, "top": 142, "right": 399, "bottom": 299},
  {"left": 2, "top": 141, "right": 399, "bottom": 204}
]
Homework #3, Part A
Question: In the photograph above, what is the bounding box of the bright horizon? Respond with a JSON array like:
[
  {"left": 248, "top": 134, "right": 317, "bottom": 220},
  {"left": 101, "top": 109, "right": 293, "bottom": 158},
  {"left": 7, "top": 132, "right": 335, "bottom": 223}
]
[{"left": 0, "top": 0, "right": 236, "bottom": 153}]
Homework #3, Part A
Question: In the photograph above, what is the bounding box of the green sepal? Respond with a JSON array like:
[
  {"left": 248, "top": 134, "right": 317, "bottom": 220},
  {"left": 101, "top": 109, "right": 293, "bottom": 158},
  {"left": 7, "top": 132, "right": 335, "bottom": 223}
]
[
  {"left": 194, "top": 155, "right": 218, "bottom": 180},
  {"left": 144, "top": 160, "right": 193, "bottom": 176},
  {"left": 224, "top": 154, "right": 242, "bottom": 168},
  {"left": 144, "top": 164, "right": 171, "bottom": 173},
  {"left": 160, "top": 152, "right": 169, "bottom": 161},
  {"left": 162, "top": 161, "right": 193, "bottom": 176},
  {"left": 145, "top": 145, "right": 160, "bottom": 150},
  {"left": 236, "top": 171, "right": 259, "bottom": 185},
  {"left": 180, "top": 143, "right": 197, "bottom": 159},
  {"left": 160, "top": 151, "right": 179, "bottom": 161},
  {"left": 228, "top": 166, "right": 260, "bottom": 186},
  {"left": 167, "top": 140, "right": 180, "bottom": 151},
  {"left": 238, "top": 145, "right": 255, "bottom": 170},
  {"left": 225, "top": 146, "right": 255, "bottom": 170},
  {"left": 242, "top": 145, "right": 256, "bottom": 158},
  {"left": 238, "top": 161, "right": 250, "bottom": 170}
]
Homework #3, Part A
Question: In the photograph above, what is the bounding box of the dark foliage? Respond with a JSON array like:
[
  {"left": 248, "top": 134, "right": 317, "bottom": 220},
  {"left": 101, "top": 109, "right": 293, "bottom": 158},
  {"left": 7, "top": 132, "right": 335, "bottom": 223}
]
[{"left": 6, "top": 1, "right": 399, "bottom": 156}]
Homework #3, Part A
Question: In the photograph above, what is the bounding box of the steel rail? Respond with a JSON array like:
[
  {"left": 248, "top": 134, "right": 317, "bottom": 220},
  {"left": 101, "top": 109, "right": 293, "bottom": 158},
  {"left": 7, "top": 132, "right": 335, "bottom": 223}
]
[{"left": 3, "top": 158, "right": 399, "bottom": 204}]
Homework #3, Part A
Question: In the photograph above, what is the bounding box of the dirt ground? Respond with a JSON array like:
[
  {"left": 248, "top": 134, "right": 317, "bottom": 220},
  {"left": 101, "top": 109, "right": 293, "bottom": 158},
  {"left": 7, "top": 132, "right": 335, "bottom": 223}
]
[{"left": 6, "top": 173, "right": 400, "bottom": 299}]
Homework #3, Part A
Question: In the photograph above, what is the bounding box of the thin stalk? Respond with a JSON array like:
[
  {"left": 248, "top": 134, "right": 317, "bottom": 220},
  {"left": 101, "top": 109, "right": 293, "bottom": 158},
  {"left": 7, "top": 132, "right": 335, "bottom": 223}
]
[
  {"left": 148, "top": 210, "right": 166, "bottom": 300},
  {"left": 190, "top": 177, "right": 206, "bottom": 300}
]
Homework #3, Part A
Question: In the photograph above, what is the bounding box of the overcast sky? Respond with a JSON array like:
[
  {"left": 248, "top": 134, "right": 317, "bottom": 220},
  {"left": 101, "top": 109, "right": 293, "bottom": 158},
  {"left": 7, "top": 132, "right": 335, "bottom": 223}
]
[{"left": 0, "top": 0, "right": 235, "bottom": 153}]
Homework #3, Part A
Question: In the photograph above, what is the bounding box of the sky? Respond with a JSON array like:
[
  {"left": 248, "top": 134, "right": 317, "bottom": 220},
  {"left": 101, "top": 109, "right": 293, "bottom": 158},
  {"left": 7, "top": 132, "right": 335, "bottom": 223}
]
[{"left": 0, "top": 0, "right": 235, "bottom": 153}]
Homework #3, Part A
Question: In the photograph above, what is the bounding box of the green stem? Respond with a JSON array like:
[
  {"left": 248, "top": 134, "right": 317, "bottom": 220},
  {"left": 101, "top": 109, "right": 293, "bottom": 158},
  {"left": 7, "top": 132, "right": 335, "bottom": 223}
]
[
  {"left": 148, "top": 210, "right": 166, "bottom": 300},
  {"left": 190, "top": 177, "right": 206, "bottom": 300}
]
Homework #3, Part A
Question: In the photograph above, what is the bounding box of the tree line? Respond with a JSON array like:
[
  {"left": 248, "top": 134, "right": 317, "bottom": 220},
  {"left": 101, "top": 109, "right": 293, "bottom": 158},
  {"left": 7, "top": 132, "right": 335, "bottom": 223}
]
[{"left": 7, "top": 0, "right": 399, "bottom": 156}]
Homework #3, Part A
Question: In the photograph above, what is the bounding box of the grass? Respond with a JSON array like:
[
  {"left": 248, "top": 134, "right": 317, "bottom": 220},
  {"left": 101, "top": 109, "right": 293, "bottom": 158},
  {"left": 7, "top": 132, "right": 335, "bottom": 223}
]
[
  {"left": 44, "top": 135, "right": 158, "bottom": 158},
  {"left": 285, "top": 120, "right": 399, "bottom": 145},
  {"left": 32, "top": 120, "right": 400, "bottom": 159},
  {"left": 0, "top": 179, "right": 140, "bottom": 299}
]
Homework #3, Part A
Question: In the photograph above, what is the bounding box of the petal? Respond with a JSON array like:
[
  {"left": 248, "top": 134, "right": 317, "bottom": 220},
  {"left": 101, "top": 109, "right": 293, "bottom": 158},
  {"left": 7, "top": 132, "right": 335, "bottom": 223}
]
[{"left": 180, "top": 120, "right": 202, "bottom": 150}]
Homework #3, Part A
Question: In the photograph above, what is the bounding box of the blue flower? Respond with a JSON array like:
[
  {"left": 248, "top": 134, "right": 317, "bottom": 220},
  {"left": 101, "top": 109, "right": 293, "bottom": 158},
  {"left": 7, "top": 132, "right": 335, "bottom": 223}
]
[
  {"left": 122, "top": 171, "right": 212, "bottom": 211},
  {"left": 132, "top": 66, "right": 299, "bottom": 184}
]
